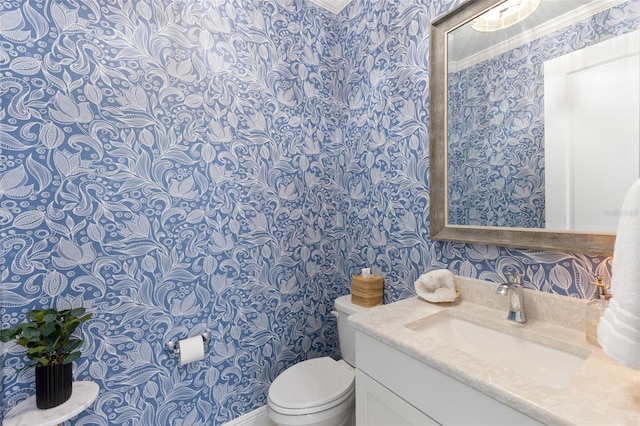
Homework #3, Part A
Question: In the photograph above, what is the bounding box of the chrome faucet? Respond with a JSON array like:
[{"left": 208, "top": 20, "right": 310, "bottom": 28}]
[{"left": 496, "top": 273, "right": 526, "bottom": 323}]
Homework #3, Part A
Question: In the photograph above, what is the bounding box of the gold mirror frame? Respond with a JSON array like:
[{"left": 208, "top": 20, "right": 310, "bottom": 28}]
[{"left": 429, "top": 0, "right": 616, "bottom": 255}]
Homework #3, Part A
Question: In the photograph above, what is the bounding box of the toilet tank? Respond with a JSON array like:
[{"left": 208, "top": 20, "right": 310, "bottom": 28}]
[{"left": 333, "top": 295, "right": 371, "bottom": 367}]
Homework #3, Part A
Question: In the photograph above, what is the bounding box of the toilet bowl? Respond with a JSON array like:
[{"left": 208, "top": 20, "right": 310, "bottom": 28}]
[
  {"left": 267, "top": 295, "right": 369, "bottom": 426},
  {"left": 267, "top": 357, "right": 354, "bottom": 426}
]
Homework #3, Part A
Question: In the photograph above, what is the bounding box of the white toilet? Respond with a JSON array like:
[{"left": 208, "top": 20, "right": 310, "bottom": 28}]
[{"left": 267, "top": 295, "right": 369, "bottom": 426}]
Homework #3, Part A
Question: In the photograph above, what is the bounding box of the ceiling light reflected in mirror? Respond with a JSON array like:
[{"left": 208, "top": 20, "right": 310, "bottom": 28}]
[{"left": 472, "top": 0, "right": 542, "bottom": 32}]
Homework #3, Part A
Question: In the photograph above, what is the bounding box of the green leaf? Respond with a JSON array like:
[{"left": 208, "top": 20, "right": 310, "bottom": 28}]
[
  {"left": 78, "top": 313, "right": 93, "bottom": 322},
  {"left": 69, "top": 308, "right": 86, "bottom": 317},
  {"left": 28, "top": 310, "right": 45, "bottom": 321},
  {"left": 22, "top": 326, "right": 41, "bottom": 342},
  {"left": 32, "top": 357, "right": 50, "bottom": 366},
  {"left": 49, "top": 336, "right": 62, "bottom": 352},
  {"left": 27, "top": 345, "right": 47, "bottom": 354},
  {"left": 64, "top": 323, "right": 81, "bottom": 338},
  {"left": 42, "top": 313, "right": 58, "bottom": 323},
  {"left": 41, "top": 322, "right": 56, "bottom": 338},
  {"left": 0, "top": 329, "right": 15, "bottom": 342},
  {"left": 63, "top": 339, "right": 82, "bottom": 352},
  {"left": 63, "top": 351, "right": 81, "bottom": 364}
]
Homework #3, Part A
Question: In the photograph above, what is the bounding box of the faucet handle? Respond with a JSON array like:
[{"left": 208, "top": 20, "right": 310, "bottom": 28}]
[{"left": 509, "top": 273, "right": 522, "bottom": 285}]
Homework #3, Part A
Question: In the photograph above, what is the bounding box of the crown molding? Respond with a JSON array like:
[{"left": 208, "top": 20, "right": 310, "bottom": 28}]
[{"left": 307, "top": 0, "right": 352, "bottom": 14}]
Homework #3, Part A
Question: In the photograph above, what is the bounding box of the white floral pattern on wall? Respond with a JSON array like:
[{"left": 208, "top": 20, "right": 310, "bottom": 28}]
[
  {"left": 1, "top": 0, "right": 346, "bottom": 424},
  {"left": 447, "top": 1, "right": 638, "bottom": 228},
  {"left": 0, "top": 0, "right": 629, "bottom": 424}
]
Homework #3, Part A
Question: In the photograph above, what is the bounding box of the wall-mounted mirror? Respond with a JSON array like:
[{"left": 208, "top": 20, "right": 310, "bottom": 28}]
[{"left": 430, "top": 0, "right": 639, "bottom": 255}]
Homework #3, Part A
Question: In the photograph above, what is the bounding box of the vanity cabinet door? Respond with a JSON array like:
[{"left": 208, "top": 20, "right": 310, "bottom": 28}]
[
  {"left": 356, "top": 370, "right": 439, "bottom": 426},
  {"left": 356, "top": 331, "right": 542, "bottom": 426}
]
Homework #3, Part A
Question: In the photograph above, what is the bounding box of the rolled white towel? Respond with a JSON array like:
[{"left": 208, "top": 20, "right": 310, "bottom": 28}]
[
  {"left": 414, "top": 269, "right": 458, "bottom": 303},
  {"left": 598, "top": 299, "right": 640, "bottom": 369},
  {"left": 597, "top": 179, "right": 640, "bottom": 370}
]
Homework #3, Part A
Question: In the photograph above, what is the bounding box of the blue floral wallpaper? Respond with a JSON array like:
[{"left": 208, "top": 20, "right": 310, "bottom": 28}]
[
  {"left": 0, "top": 0, "right": 629, "bottom": 424},
  {"left": 447, "top": 1, "right": 639, "bottom": 228}
]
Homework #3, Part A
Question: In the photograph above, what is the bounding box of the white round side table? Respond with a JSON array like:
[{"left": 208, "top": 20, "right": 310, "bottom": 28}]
[{"left": 3, "top": 381, "right": 99, "bottom": 426}]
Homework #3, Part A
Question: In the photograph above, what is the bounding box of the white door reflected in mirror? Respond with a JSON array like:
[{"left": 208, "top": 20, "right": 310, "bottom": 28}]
[{"left": 544, "top": 31, "right": 640, "bottom": 232}]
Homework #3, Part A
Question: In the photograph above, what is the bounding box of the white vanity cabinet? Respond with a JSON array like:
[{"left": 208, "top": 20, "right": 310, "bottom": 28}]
[
  {"left": 356, "top": 369, "right": 439, "bottom": 426},
  {"left": 355, "top": 331, "right": 542, "bottom": 426}
]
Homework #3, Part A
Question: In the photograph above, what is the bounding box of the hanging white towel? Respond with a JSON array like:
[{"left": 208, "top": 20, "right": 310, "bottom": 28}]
[
  {"left": 597, "top": 178, "right": 640, "bottom": 370},
  {"left": 414, "top": 269, "right": 458, "bottom": 303}
]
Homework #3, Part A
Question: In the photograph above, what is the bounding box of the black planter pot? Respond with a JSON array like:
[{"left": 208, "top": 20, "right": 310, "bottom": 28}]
[{"left": 35, "top": 363, "right": 72, "bottom": 409}]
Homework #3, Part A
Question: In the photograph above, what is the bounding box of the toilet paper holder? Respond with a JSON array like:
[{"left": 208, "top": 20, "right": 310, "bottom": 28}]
[{"left": 165, "top": 331, "right": 212, "bottom": 357}]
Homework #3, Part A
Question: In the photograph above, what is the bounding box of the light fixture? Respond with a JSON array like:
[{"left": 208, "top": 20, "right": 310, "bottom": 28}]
[{"left": 472, "top": 0, "right": 542, "bottom": 32}]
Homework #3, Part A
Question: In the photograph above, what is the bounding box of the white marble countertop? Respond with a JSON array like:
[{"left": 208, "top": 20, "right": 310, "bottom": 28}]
[
  {"left": 348, "top": 276, "right": 640, "bottom": 426},
  {"left": 3, "top": 381, "right": 99, "bottom": 426}
]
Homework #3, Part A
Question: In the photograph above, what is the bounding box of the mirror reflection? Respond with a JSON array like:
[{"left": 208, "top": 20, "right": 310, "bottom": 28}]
[{"left": 445, "top": 0, "right": 639, "bottom": 232}]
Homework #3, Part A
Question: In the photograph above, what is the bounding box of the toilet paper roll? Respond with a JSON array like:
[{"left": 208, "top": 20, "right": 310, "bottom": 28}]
[{"left": 178, "top": 336, "right": 205, "bottom": 366}]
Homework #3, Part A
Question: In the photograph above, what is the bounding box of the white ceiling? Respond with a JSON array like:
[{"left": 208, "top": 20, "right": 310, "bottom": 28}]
[{"left": 307, "top": 0, "right": 352, "bottom": 14}]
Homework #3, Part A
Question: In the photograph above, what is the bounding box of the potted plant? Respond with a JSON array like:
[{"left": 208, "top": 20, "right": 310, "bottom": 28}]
[{"left": 0, "top": 307, "right": 92, "bottom": 409}]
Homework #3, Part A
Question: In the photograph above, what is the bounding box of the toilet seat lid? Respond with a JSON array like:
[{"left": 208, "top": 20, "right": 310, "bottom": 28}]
[{"left": 269, "top": 357, "right": 355, "bottom": 410}]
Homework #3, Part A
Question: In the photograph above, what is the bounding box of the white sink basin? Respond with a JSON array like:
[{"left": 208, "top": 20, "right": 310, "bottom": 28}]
[{"left": 407, "top": 313, "right": 589, "bottom": 389}]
